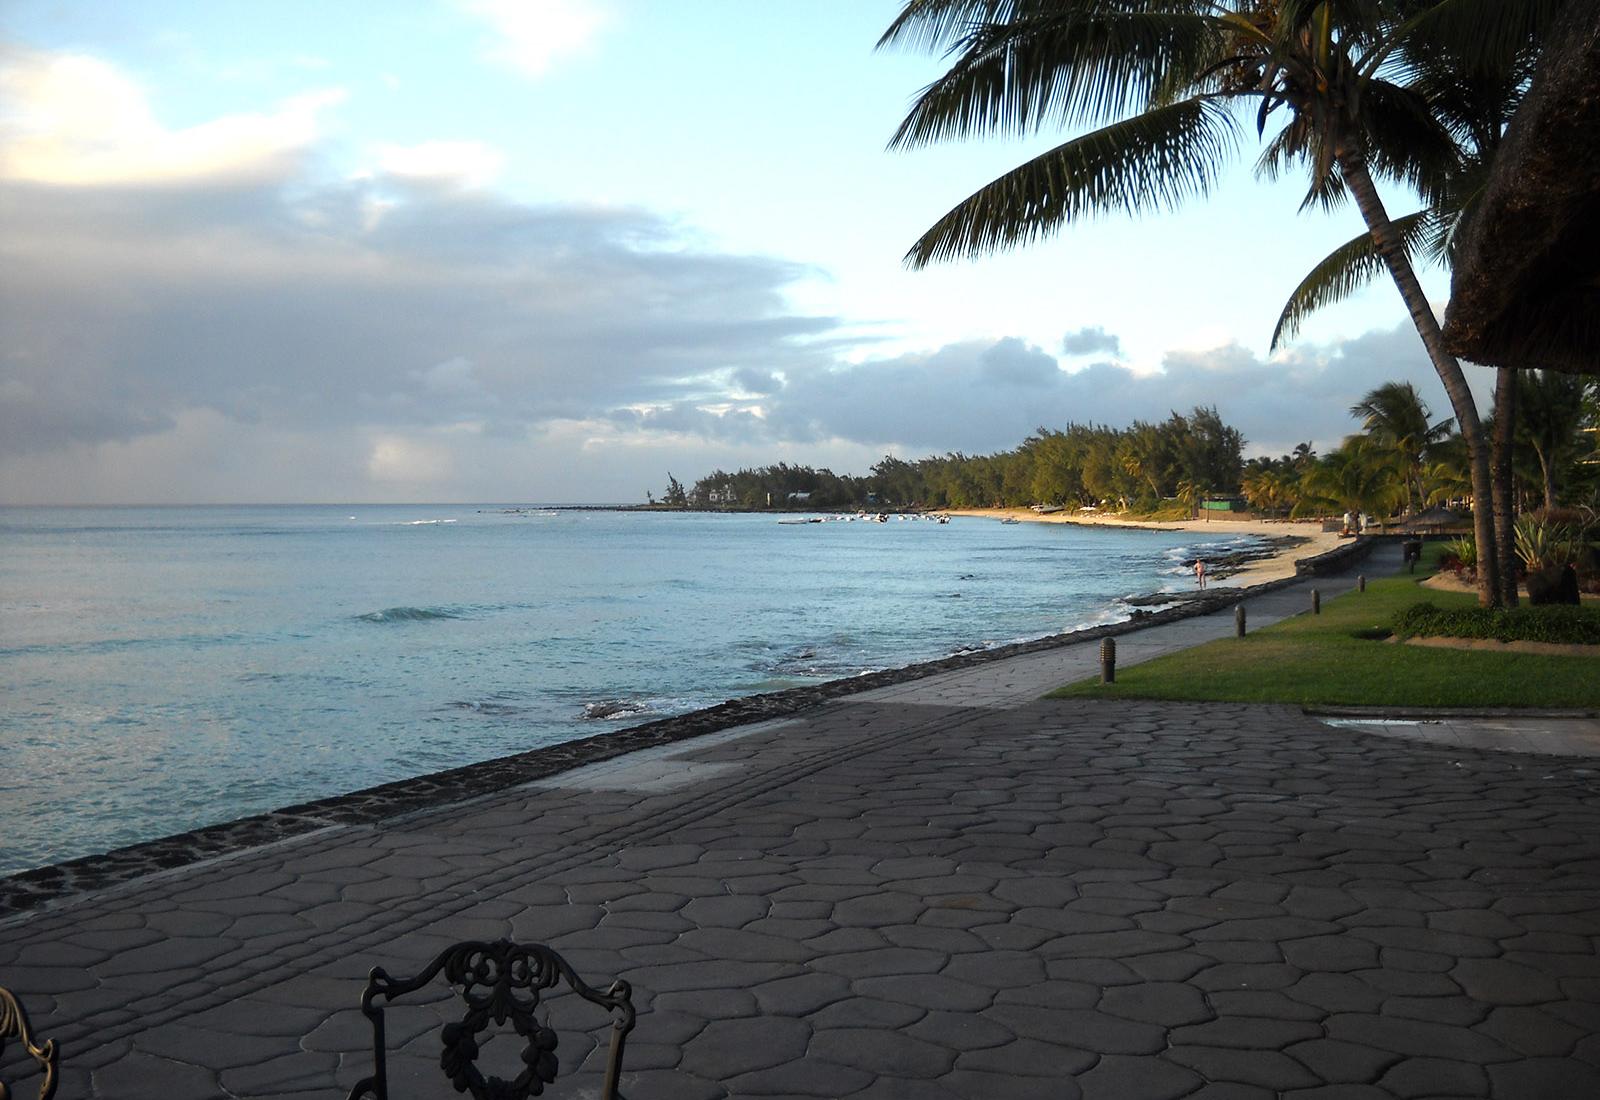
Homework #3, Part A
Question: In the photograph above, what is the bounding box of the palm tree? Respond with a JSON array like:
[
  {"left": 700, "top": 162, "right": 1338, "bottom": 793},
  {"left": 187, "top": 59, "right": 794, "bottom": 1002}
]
[
  {"left": 1269, "top": 2, "right": 1560, "bottom": 604},
  {"left": 1348, "top": 381, "right": 1452, "bottom": 515},
  {"left": 1517, "top": 371, "right": 1593, "bottom": 512},
  {"left": 1295, "top": 436, "right": 1407, "bottom": 520},
  {"left": 878, "top": 1, "right": 1561, "bottom": 605}
]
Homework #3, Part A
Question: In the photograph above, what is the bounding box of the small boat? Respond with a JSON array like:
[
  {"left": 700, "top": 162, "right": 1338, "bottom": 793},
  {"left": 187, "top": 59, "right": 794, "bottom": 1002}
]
[{"left": 1000, "top": 517, "right": 1020, "bottom": 525}]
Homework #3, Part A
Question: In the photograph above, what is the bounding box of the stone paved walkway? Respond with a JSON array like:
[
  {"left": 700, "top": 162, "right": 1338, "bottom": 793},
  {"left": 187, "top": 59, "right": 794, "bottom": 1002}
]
[{"left": 5, "top": 550, "right": 1600, "bottom": 1098}]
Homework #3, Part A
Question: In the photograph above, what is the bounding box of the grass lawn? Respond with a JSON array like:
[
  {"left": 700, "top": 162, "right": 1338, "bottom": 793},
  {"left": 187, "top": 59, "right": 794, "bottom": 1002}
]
[{"left": 1052, "top": 552, "right": 1600, "bottom": 709}]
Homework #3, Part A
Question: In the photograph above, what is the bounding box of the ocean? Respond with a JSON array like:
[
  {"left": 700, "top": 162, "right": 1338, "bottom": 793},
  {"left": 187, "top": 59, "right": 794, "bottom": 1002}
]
[{"left": 0, "top": 505, "right": 1266, "bottom": 876}]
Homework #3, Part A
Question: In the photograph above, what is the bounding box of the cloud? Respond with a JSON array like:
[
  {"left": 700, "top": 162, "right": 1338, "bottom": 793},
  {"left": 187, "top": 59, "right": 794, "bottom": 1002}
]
[
  {"left": 731, "top": 367, "right": 784, "bottom": 395},
  {"left": 740, "top": 325, "right": 1487, "bottom": 460},
  {"left": 1060, "top": 325, "right": 1122, "bottom": 357},
  {"left": 376, "top": 141, "right": 505, "bottom": 189},
  {"left": 0, "top": 46, "right": 343, "bottom": 185},
  {"left": 461, "top": 0, "right": 611, "bottom": 77},
  {"left": 0, "top": 46, "right": 1494, "bottom": 504}
]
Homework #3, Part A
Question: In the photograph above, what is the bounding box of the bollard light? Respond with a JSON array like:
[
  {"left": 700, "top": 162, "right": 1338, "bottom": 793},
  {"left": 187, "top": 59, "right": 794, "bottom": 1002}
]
[
  {"left": 1312, "top": 588, "right": 1321, "bottom": 615},
  {"left": 1099, "top": 637, "right": 1116, "bottom": 683},
  {"left": 1235, "top": 604, "right": 1247, "bottom": 637},
  {"left": 1358, "top": 575, "right": 1367, "bottom": 592}
]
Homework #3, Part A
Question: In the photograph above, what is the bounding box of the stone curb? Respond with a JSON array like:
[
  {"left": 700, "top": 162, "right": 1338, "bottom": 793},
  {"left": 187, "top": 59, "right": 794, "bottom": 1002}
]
[{"left": 0, "top": 537, "right": 1377, "bottom": 917}]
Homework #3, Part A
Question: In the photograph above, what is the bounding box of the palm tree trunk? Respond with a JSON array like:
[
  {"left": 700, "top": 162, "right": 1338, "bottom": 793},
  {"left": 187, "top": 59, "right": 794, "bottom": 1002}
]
[
  {"left": 1533, "top": 443, "right": 1556, "bottom": 511},
  {"left": 1338, "top": 155, "right": 1502, "bottom": 607},
  {"left": 1492, "top": 367, "right": 1518, "bottom": 606}
]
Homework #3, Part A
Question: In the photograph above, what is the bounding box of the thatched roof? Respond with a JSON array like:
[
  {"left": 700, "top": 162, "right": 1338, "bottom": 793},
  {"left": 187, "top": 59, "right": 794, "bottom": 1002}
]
[{"left": 1442, "top": 2, "right": 1600, "bottom": 375}]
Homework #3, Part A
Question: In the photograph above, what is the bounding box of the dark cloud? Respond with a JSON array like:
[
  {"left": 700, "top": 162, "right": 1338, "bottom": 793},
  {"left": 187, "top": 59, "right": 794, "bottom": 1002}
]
[
  {"left": 0, "top": 172, "right": 839, "bottom": 459},
  {"left": 742, "top": 324, "right": 1488, "bottom": 459},
  {"left": 732, "top": 367, "right": 784, "bottom": 395},
  {"left": 980, "top": 338, "right": 1061, "bottom": 387},
  {"left": 1060, "top": 325, "right": 1122, "bottom": 357},
  {"left": 0, "top": 152, "right": 1492, "bottom": 501}
]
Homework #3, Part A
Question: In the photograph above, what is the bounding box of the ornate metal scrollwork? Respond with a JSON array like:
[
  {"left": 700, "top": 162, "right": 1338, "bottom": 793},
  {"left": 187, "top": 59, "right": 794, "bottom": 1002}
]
[
  {"left": 0, "top": 985, "right": 58, "bottom": 1100},
  {"left": 347, "top": 938, "right": 635, "bottom": 1100}
]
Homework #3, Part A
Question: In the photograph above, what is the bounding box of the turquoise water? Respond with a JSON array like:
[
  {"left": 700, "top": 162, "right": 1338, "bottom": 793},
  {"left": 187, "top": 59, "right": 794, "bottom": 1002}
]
[{"left": 0, "top": 505, "right": 1261, "bottom": 875}]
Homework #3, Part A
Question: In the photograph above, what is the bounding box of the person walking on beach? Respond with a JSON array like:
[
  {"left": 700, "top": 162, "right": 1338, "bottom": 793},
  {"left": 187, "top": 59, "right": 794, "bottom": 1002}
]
[{"left": 1194, "top": 558, "right": 1207, "bottom": 590}]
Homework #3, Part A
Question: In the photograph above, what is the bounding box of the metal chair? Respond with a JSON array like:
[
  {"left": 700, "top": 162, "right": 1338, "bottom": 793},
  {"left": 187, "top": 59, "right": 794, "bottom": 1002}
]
[
  {"left": 0, "top": 985, "right": 57, "bottom": 1100},
  {"left": 345, "top": 938, "right": 634, "bottom": 1100}
]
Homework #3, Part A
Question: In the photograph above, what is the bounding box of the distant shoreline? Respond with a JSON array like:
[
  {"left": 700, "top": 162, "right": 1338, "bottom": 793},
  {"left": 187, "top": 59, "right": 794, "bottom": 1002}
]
[{"left": 948, "top": 507, "right": 1348, "bottom": 589}]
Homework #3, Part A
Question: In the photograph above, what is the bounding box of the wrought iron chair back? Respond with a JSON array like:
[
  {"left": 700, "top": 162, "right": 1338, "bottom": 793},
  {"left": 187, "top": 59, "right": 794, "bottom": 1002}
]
[
  {"left": 0, "top": 985, "right": 58, "bottom": 1100},
  {"left": 345, "top": 938, "right": 634, "bottom": 1100}
]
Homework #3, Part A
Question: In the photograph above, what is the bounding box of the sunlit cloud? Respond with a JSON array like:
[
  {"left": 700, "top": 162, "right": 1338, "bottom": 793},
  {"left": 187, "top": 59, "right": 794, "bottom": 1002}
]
[
  {"left": 375, "top": 140, "right": 505, "bottom": 188},
  {"left": 0, "top": 47, "right": 344, "bottom": 185},
  {"left": 461, "top": 0, "right": 612, "bottom": 77}
]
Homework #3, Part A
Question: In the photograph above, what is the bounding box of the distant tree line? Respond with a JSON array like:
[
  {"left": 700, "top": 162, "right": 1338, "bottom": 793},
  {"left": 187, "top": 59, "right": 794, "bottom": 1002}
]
[{"left": 655, "top": 406, "right": 1244, "bottom": 511}]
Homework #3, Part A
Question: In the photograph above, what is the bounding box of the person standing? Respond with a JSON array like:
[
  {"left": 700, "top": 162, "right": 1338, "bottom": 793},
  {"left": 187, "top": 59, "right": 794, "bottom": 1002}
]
[{"left": 1194, "top": 558, "right": 1207, "bottom": 589}]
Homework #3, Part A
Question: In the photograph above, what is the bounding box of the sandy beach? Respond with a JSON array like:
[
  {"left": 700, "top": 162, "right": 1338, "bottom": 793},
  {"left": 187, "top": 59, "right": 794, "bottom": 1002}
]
[{"left": 950, "top": 506, "right": 1349, "bottom": 587}]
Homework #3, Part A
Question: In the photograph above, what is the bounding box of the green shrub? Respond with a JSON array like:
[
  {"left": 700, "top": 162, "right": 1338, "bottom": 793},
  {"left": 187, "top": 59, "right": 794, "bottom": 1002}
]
[
  {"left": 1393, "top": 602, "right": 1600, "bottom": 645},
  {"left": 1514, "top": 516, "right": 1582, "bottom": 570},
  {"left": 1440, "top": 535, "right": 1475, "bottom": 571}
]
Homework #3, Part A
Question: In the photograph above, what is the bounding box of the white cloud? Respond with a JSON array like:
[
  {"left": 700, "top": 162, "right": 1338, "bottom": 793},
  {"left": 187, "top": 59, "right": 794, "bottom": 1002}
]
[
  {"left": 367, "top": 435, "right": 454, "bottom": 484},
  {"left": 0, "top": 47, "right": 344, "bottom": 185},
  {"left": 376, "top": 140, "right": 505, "bottom": 188},
  {"left": 461, "top": 0, "right": 611, "bottom": 77}
]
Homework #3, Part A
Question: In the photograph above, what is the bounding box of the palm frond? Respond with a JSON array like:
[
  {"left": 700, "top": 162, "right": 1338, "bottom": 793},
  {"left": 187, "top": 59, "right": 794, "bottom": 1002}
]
[
  {"left": 1376, "top": 0, "right": 1566, "bottom": 78},
  {"left": 1357, "top": 77, "right": 1457, "bottom": 201},
  {"left": 905, "top": 96, "right": 1239, "bottom": 267},
  {"left": 1271, "top": 209, "right": 1431, "bottom": 348},
  {"left": 877, "top": 0, "right": 1015, "bottom": 53},
  {"left": 888, "top": 8, "right": 1224, "bottom": 147}
]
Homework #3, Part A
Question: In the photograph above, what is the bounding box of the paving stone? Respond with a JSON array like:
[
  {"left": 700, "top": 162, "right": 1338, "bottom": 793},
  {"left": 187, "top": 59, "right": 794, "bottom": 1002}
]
[
  {"left": 1077, "top": 1053, "right": 1204, "bottom": 1100},
  {"left": 680, "top": 895, "right": 769, "bottom": 929},
  {"left": 1324, "top": 1014, "right": 1514, "bottom": 1064},
  {"left": 1171, "top": 1016, "right": 1322, "bottom": 1050},
  {"left": 1382, "top": 995, "right": 1488, "bottom": 1026},
  {"left": 942, "top": 1068, "right": 1075, "bottom": 1100},
  {"left": 954, "top": 1036, "right": 1098, "bottom": 1078},
  {"left": 1283, "top": 934, "right": 1383, "bottom": 972},
  {"left": 677, "top": 1016, "right": 811, "bottom": 1079},
  {"left": 813, "top": 946, "right": 949, "bottom": 978},
  {"left": 1477, "top": 1004, "right": 1587, "bottom": 1057},
  {"left": 1285, "top": 1038, "right": 1403, "bottom": 1083},
  {"left": 725, "top": 1057, "right": 873, "bottom": 1097},
  {"left": 1378, "top": 1057, "right": 1489, "bottom": 1098},
  {"left": 854, "top": 973, "right": 993, "bottom": 1012},
  {"left": 984, "top": 1005, "right": 1167, "bottom": 1054},
  {"left": 1166, "top": 1045, "right": 1323, "bottom": 1090},
  {"left": 1193, "top": 962, "right": 1304, "bottom": 991},
  {"left": 1485, "top": 1056, "right": 1600, "bottom": 1098},
  {"left": 748, "top": 971, "right": 850, "bottom": 1016},
  {"left": 654, "top": 987, "right": 758, "bottom": 1019},
  {"left": 1450, "top": 957, "right": 1565, "bottom": 1005},
  {"left": 943, "top": 949, "right": 1046, "bottom": 990},
  {"left": 1098, "top": 982, "right": 1214, "bottom": 1027},
  {"left": 675, "top": 928, "right": 813, "bottom": 963},
  {"left": 1124, "top": 950, "right": 1212, "bottom": 982},
  {"left": 809, "top": 1027, "right": 956, "bottom": 1078},
  {"left": 615, "top": 1067, "right": 725, "bottom": 1100},
  {"left": 1187, "top": 1086, "right": 1275, "bottom": 1100},
  {"left": 807, "top": 995, "right": 925, "bottom": 1030},
  {"left": 905, "top": 1009, "right": 1014, "bottom": 1051}
]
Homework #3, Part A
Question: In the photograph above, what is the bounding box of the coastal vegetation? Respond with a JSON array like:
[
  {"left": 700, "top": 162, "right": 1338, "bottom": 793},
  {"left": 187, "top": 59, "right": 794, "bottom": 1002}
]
[
  {"left": 658, "top": 406, "right": 1243, "bottom": 511},
  {"left": 879, "top": 0, "right": 1569, "bottom": 608},
  {"left": 1054, "top": 553, "right": 1600, "bottom": 708},
  {"left": 660, "top": 375, "right": 1598, "bottom": 524}
]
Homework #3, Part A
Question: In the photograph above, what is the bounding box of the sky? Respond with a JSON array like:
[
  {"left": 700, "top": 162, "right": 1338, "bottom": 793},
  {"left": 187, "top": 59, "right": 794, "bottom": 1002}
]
[{"left": 0, "top": 0, "right": 1493, "bottom": 505}]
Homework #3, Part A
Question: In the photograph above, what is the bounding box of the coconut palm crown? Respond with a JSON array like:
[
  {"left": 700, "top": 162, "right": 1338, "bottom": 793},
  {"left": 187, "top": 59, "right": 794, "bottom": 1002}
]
[{"left": 880, "top": 0, "right": 1564, "bottom": 604}]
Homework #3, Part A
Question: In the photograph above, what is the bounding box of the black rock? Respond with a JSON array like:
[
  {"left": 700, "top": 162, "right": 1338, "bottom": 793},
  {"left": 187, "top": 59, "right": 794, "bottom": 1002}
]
[{"left": 1526, "top": 564, "right": 1581, "bottom": 605}]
